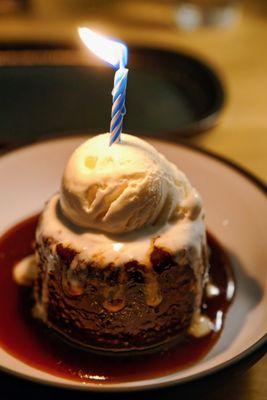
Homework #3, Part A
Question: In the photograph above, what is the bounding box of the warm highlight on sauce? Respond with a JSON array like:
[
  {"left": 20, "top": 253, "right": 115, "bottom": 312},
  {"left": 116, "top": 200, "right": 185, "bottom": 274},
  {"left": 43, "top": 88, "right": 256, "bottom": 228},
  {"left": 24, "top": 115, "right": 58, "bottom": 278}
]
[{"left": 0, "top": 214, "right": 235, "bottom": 384}]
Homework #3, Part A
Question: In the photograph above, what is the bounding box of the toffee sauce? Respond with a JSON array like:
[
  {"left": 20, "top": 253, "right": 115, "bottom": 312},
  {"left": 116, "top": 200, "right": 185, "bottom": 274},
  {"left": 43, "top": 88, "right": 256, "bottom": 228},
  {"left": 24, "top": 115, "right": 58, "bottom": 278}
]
[{"left": 0, "top": 214, "right": 235, "bottom": 384}]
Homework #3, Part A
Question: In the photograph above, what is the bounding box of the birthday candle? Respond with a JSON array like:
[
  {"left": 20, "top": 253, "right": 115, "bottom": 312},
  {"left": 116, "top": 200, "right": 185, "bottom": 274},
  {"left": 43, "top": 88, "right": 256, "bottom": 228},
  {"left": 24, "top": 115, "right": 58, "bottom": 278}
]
[
  {"left": 78, "top": 27, "right": 128, "bottom": 146},
  {"left": 110, "top": 64, "right": 128, "bottom": 145}
]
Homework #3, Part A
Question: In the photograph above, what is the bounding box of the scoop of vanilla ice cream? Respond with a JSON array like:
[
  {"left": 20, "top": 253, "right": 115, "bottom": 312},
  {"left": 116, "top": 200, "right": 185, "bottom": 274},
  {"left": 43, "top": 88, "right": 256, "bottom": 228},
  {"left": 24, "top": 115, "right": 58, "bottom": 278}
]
[{"left": 60, "top": 133, "right": 201, "bottom": 234}]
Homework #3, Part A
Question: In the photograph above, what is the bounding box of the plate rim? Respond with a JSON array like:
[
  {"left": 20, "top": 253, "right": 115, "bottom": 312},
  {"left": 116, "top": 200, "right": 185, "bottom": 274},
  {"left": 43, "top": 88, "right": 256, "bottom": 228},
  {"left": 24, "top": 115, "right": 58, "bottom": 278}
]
[
  {"left": 0, "top": 133, "right": 266, "bottom": 194},
  {"left": 0, "top": 133, "right": 266, "bottom": 392}
]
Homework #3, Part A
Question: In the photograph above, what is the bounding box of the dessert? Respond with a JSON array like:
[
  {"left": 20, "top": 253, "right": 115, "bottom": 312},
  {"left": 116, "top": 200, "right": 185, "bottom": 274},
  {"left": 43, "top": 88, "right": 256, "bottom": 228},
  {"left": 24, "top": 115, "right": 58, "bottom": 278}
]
[{"left": 15, "top": 133, "right": 211, "bottom": 352}]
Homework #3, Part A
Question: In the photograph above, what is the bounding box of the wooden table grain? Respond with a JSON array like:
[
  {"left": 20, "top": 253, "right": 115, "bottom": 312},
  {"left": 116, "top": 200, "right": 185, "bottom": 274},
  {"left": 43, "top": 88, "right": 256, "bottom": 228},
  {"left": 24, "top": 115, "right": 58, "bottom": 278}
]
[
  {"left": 0, "top": 1, "right": 266, "bottom": 180},
  {"left": 0, "top": 1, "right": 266, "bottom": 181},
  {"left": 109, "top": 1, "right": 267, "bottom": 183}
]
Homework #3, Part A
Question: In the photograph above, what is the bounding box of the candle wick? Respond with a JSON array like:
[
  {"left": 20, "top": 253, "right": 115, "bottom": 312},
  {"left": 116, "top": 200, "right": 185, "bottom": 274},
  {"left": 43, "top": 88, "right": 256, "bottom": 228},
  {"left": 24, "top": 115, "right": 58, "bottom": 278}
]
[{"left": 119, "top": 47, "right": 125, "bottom": 69}]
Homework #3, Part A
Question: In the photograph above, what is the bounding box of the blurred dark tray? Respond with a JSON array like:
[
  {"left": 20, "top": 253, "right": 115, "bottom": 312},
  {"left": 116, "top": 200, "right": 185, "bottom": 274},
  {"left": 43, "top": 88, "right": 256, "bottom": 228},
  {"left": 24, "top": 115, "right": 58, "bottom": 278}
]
[{"left": 0, "top": 45, "right": 224, "bottom": 146}]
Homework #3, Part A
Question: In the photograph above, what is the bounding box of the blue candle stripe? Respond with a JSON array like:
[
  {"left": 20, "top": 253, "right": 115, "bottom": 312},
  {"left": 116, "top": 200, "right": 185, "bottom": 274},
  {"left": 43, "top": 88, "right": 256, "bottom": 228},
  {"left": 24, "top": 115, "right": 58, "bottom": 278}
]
[
  {"left": 110, "top": 112, "right": 124, "bottom": 140},
  {"left": 114, "top": 75, "right": 127, "bottom": 94},
  {"left": 112, "top": 82, "right": 127, "bottom": 109},
  {"left": 112, "top": 72, "right": 127, "bottom": 117},
  {"left": 111, "top": 95, "right": 126, "bottom": 124},
  {"left": 110, "top": 123, "right": 122, "bottom": 144},
  {"left": 110, "top": 112, "right": 123, "bottom": 135},
  {"left": 112, "top": 94, "right": 126, "bottom": 117},
  {"left": 110, "top": 67, "right": 128, "bottom": 146},
  {"left": 110, "top": 121, "right": 123, "bottom": 144}
]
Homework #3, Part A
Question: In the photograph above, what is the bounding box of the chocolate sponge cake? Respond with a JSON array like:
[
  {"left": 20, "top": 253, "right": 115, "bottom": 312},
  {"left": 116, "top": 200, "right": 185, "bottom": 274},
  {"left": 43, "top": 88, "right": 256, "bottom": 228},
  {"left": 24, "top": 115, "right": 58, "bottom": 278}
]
[
  {"left": 21, "top": 133, "right": 211, "bottom": 352},
  {"left": 33, "top": 192, "right": 208, "bottom": 352}
]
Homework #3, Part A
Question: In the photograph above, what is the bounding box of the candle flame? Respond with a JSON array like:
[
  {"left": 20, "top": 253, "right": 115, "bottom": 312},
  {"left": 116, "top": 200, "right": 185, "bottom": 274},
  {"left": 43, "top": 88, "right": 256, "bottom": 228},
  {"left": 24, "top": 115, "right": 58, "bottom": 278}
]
[{"left": 78, "top": 27, "right": 127, "bottom": 68}]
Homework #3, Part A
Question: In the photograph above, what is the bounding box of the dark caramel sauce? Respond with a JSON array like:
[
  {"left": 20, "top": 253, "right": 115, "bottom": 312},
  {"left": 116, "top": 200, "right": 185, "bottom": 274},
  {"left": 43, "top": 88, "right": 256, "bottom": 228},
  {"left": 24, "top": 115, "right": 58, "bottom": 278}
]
[{"left": 0, "top": 214, "right": 235, "bottom": 384}]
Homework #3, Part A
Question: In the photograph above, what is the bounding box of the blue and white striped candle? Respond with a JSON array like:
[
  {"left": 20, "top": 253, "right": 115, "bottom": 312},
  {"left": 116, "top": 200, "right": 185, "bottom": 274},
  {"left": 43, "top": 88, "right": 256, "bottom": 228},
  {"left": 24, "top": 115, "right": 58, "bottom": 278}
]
[
  {"left": 78, "top": 28, "right": 128, "bottom": 146},
  {"left": 110, "top": 61, "right": 128, "bottom": 145}
]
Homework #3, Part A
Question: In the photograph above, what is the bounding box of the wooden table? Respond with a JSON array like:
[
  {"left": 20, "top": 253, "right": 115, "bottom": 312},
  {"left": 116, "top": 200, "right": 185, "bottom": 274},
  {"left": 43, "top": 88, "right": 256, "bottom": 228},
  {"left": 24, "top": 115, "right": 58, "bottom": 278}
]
[
  {"left": 104, "top": 1, "right": 267, "bottom": 183},
  {"left": 0, "top": 1, "right": 266, "bottom": 181}
]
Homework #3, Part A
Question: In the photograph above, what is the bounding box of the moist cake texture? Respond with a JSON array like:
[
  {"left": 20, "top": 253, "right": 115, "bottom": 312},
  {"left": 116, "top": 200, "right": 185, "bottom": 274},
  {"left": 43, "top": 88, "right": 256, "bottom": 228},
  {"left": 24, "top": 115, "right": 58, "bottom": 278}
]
[
  {"left": 33, "top": 192, "right": 208, "bottom": 351},
  {"left": 19, "top": 133, "right": 210, "bottom": 352}
]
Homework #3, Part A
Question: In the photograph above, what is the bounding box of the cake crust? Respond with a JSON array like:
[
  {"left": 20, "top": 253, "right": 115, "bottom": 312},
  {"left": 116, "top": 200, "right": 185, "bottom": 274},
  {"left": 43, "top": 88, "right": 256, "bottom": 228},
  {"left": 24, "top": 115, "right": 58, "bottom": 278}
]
[{"left": 34, "top": 233, "right": 208, "bottom": 352}]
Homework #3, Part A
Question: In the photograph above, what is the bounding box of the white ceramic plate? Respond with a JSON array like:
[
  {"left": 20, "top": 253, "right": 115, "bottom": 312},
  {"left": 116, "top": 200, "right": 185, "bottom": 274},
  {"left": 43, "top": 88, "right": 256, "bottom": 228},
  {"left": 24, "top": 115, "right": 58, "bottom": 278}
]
[{"left": 0, "top": 135, "right": 266, "bottom": 392}]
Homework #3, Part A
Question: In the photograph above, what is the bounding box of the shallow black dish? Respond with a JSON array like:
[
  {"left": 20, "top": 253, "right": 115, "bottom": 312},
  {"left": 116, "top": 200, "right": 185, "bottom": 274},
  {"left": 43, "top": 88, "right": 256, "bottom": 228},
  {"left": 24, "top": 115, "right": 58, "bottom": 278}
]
[{"left": 0, "top": 44, "right": 224, "bottom": 146}]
